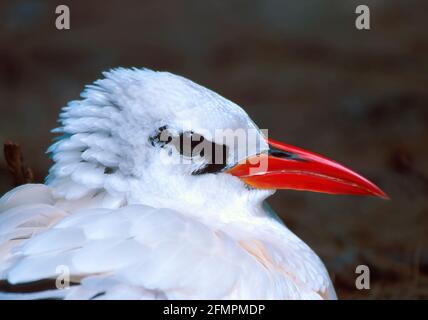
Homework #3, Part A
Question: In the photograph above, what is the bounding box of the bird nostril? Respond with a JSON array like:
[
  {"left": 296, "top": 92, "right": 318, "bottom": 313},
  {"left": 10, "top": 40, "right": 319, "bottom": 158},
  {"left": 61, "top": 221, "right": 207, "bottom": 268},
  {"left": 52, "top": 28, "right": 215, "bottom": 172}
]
[{"left": 268, "top": 148, "right": 307, "bottom": 162}]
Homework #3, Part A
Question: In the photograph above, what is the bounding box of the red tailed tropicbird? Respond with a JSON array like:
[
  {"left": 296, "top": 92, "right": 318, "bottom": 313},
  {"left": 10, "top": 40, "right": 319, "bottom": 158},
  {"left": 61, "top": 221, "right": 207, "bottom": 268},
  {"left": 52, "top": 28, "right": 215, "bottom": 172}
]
[{"left": 0, "top": 68, "right": 387, "bottom": 299}]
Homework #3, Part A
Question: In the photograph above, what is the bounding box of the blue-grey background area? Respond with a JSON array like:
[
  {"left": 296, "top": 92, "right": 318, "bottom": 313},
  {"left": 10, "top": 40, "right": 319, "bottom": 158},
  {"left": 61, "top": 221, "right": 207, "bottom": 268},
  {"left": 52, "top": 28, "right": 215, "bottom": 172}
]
[{"left": 0, "top": 0, "right": 427, "bottom": 298}]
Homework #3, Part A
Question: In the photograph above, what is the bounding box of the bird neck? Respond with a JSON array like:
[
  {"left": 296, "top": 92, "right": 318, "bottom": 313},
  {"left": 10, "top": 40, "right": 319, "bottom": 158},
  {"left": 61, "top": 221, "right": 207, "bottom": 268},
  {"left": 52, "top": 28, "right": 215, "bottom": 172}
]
[{"left": 123, "top": 173, "right": 275, "bottom": 223}]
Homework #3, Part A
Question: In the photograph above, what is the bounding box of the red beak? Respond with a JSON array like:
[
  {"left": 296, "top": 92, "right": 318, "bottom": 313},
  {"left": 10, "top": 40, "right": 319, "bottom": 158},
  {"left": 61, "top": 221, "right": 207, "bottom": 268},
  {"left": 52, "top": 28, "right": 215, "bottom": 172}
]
[{"left": 227, "top": 138, "right": 388, "bottom": 199}]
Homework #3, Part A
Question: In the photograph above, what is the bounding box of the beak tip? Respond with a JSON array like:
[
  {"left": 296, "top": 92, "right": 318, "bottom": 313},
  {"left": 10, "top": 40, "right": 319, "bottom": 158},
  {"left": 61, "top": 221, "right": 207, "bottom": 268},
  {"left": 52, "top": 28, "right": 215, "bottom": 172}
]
[
  {"left": 377, "top": 190, "right": 390, "bottom": 200},
  {"left": 366, "top": 184, "right": 389, "bottom": 200}
]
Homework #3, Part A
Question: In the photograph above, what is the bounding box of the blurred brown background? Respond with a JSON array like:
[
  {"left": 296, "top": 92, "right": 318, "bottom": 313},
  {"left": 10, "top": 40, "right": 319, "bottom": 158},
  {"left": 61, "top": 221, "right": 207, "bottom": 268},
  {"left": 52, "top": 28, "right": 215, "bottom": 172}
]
[{"left": 0, "top": 0, "right": 427, "bottom": 299}]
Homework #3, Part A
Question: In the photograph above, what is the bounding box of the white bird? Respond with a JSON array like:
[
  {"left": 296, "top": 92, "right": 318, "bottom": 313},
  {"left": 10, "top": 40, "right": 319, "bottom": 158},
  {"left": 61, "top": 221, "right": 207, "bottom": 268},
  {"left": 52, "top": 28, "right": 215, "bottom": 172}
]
[{"left": 0, "top": 68, "right": 387, "bottom": 300}]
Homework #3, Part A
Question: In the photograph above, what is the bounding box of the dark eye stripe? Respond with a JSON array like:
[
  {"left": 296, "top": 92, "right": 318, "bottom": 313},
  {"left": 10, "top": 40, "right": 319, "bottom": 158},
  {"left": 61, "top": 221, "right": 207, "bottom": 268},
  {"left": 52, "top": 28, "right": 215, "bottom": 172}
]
[
  {"left": 178, "top": 131, "right": 205, "bottom": 158},
  {"left": 150, "top": 127, "right": 229, "bottom": 174},
  {"left": 179, "top": 131, "right": 229, "bottom": 174},
  {"left": 192, "top": 143, "right": 228, "bottom": 175}
]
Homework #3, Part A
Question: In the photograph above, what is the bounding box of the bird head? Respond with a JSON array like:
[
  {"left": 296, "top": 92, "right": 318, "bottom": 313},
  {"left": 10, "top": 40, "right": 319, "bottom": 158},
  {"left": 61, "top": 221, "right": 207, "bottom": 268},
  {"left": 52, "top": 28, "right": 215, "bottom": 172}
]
[{"left": 47, "top": 68, "right": 387, "bottom": 215}]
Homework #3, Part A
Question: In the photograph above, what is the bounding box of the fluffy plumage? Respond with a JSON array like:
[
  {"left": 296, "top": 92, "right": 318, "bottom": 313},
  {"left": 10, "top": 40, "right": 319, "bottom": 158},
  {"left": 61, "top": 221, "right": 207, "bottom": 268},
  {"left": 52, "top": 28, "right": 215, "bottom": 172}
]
[{"left": 0, "top": 68, "right": 336, "bottom": 299}]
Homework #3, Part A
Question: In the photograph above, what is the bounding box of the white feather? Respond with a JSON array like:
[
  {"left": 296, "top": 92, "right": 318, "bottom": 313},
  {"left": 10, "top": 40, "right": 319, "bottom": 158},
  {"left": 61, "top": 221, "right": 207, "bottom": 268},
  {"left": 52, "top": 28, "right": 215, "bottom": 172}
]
[
  {"left": 0, "top": 184, "right": 53, "bottom": 212},
  {"left": 0, "top": 68, "right": 336, "bottom": 300}
]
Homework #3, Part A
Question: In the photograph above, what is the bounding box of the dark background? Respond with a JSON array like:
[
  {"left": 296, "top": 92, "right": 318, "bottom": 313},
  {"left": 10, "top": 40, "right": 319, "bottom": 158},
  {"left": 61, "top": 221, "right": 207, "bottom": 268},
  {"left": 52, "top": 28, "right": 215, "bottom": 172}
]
[{"left": 0, "top": 0, "right": 427, "bottom": 299}]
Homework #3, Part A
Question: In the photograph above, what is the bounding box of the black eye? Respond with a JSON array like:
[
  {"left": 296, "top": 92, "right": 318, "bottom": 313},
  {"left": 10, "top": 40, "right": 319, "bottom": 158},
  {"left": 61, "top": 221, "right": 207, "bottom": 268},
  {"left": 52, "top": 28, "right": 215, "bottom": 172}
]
[{"left": 149, "top": 127, "right": 228, "bottom": 174}]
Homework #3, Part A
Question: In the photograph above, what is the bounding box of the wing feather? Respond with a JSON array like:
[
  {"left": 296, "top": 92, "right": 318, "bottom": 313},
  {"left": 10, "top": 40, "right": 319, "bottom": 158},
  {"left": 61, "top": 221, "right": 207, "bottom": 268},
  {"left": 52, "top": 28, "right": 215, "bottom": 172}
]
[{"left": 0, "top": 184, "right": 335, "bottom": 299}]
